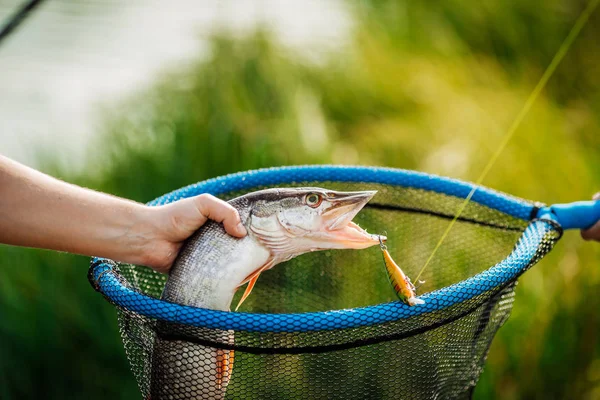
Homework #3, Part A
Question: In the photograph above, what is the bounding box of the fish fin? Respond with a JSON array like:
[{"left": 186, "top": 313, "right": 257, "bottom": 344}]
[
  {"left": 238, "top": 258, "right": 276, "bottom": 287},
  {"left": 216, "top": 348, "right": 234, "bottom": 390},
  {"left": 235, "top": 274, "right": 260, "bottom": 311},
  {"left": 234, "top": 258, "right": 276, "bottom": 311}
]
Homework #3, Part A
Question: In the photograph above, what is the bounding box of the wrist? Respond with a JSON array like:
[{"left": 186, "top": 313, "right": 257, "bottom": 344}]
[
  {"left": 127, "top": 205, "right": 176, "bottom": 272},
  {"left": 124, "top": 204, "right": 158, "bottom": 264}
]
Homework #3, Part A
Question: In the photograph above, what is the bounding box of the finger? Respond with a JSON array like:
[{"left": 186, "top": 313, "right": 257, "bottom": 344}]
[
  {"left": 581, "top": 192, "right": 600, "bottom": 241},
  {"left": 581, "top": 222, "right": 600, "bottom": 241},
  {"left": 194, "top": 194, "right": 247, "bottom": 237}
]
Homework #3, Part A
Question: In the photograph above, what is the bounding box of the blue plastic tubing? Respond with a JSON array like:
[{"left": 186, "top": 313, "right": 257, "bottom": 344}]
[{"left": 537, "top": 201, "right": 600, "bottom": 230}]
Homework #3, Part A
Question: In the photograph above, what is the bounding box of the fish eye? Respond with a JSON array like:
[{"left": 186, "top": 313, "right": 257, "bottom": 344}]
[{"left": 305, "top": 193, "right": 322, "bottom": 208}]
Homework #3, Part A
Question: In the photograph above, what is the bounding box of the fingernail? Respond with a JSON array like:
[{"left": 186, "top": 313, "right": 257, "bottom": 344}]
[{"left": 237, "top": 223, "right": 247, "bottom": 236}]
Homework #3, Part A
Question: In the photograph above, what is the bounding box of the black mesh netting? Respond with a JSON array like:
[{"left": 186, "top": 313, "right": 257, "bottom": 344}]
[{"left": 90, "top": 181, "right": 562, "bottom": 400}]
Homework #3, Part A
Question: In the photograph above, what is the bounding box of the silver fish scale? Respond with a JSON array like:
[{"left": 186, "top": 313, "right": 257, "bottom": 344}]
[{"left": 161, "top": 196, "right": 252, "bottom": 309}]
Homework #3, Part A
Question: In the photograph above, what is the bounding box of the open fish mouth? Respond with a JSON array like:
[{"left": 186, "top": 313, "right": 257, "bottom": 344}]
[
  {"left": 322, "top": 190, "right": 385, "bottom": 248},
  {"left": 332, "top": 220, "right": 383, "bottom": 246}
]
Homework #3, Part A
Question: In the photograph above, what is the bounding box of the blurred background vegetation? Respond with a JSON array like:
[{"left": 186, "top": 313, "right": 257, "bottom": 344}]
[{"left": 1, "top": 0, "right": 600, "bottom": 398}]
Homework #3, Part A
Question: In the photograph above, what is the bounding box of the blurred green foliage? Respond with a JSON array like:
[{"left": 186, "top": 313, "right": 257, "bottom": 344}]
[{"left": 1, "top": 0, "right": 600, "bottom": 399}]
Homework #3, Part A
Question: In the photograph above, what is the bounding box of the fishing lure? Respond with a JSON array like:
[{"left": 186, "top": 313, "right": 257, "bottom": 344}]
[{"left": 379, "top": 237, "right": 425, "bottom": 306}]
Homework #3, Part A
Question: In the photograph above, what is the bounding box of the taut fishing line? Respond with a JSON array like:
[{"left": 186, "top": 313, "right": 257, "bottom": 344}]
[{"left": 414, "top": 0, "right": 600, "bottom": 283}]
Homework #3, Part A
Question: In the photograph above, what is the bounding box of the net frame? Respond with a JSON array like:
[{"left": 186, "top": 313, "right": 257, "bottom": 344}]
[{"left": 90, "top": 165, "right": 557, "bottom": 333}]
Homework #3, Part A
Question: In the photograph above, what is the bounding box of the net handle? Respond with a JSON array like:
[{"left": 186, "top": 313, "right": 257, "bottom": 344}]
[{"left": 537, "top": 201, "right": 600, "bottom": 230}]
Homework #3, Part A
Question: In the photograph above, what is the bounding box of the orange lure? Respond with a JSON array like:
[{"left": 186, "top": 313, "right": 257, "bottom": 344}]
[{"left": 379, "top": 237, "right": 424, "bottom": 306}]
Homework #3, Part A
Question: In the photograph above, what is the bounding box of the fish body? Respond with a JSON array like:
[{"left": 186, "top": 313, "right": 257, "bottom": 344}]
[
  {"left": 152, "top": 188, "right": 383, "bottom": 399},
  {"left": 380, "top": 241, "right": 424, "bottom": 306},
  {"left": 161, "top": 194, "right": 268, "bottom": 311}
]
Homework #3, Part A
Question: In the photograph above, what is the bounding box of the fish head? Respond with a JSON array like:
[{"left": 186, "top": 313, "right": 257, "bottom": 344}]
[{"left": 246, "top": 187, "right": 384, "bottom": 260}]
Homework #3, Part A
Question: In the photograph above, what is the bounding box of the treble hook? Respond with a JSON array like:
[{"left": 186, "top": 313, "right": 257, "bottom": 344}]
[{"left": 378, "top": 230, "right": 388, "bottom": 251}]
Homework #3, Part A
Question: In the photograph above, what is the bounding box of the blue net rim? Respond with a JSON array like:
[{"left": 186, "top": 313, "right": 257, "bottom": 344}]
[{"left": 90, "top": 165, "right": 557, "bottom": 333}]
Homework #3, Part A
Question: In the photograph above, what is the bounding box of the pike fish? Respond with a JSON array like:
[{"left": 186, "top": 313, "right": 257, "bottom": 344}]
[{"left": 151, "top": 187, "right": 383, "bottom": 399}]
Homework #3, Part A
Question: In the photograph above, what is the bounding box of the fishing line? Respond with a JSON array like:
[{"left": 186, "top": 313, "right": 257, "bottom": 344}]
[
  {"left": 0, "top": 0, "right": 45, "bottom": 45},
  {"left": 414, "top": 0, "right": 600, "bottom": 283}
]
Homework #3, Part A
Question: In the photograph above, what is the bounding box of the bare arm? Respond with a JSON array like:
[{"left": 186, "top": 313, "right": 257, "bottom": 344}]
[
  {"left": 0, "top": 155, "right": 246, "bottom": 273},
  {"left": 581, "top": 192, "right": 600, "bottom": 242}
]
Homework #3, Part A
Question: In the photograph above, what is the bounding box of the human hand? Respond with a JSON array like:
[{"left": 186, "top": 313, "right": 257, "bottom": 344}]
[
  {"left": 141, "top": 194, "right": 247, "bottom": 273},
  {"left": 0, "top": 155, "right": 247, "bottom": 274},
  {"left": 581, "top": 192, "right": 600, "bottom": 242}
]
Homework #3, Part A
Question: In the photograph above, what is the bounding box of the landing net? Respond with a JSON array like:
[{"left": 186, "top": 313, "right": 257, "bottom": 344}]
[{"left": 89, "top": 165, "right": 562, "bottom": 399}]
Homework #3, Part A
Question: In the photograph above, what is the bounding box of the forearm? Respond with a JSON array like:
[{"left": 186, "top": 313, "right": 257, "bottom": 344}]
[{"left": 0, "top": 155, "right": 153, "bottom": 264}]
